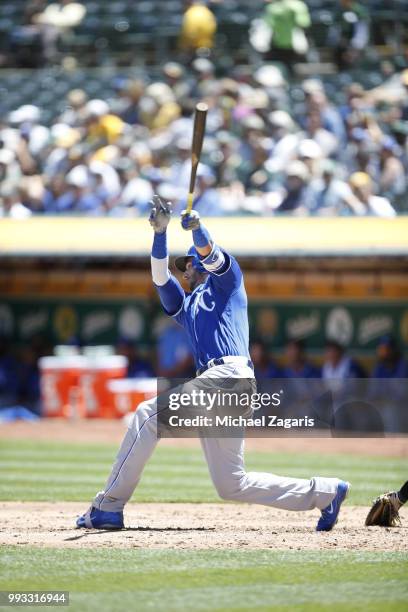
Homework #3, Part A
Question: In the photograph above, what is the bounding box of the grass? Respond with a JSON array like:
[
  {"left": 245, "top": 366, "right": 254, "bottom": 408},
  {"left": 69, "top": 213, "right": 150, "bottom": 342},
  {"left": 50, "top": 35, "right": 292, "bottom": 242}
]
[
  {"left": 1, "top": 547, "right": 407, "bottom": 612},
  {"left": 1, "top": 439, "right": 407, "bottom": 611},
  {"left": 0, "top": 439, "right": 406, "bottom": 505}
]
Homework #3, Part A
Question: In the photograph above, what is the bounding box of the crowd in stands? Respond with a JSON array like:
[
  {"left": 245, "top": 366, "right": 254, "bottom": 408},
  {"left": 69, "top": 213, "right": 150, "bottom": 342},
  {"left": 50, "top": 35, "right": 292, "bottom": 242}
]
[
  {"left": 1, "top": 61, "right": 407, "bottom": 218},
  {"left": 0, "top": 1, "right": 407, "bottom": 217}
]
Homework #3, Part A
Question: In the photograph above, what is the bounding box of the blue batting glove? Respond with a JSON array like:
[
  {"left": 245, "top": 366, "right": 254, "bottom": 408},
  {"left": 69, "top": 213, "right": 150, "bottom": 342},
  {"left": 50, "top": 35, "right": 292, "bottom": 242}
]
[{"left": 181, "top": 209, "right": 200, "bottom": 231}]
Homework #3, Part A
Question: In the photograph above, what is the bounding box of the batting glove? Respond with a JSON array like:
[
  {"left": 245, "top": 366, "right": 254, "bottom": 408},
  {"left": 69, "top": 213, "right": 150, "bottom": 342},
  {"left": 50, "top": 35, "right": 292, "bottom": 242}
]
[
  {"left": 181, "top": 209, "right": 200, "bottom": 231},
  {"left": 149, "top": 195, "right": 172, "bottom": 234}
]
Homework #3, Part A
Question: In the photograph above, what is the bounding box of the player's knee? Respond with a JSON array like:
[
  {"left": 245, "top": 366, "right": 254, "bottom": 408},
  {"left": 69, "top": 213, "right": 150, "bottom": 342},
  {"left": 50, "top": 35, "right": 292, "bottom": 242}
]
[
  {"left": 213, "top": 473, "right": 246, "bottom": 501},
  {"left": 136, "top": 400, "right": 151, "bottom": 416},
  {"left": 128, "top": 400, "right": 156, "bottom": 430}
]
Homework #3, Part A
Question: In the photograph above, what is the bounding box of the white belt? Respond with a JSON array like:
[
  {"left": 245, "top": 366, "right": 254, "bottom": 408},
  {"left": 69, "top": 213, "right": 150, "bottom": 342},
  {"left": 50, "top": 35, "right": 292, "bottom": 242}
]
[
  {"left": 218, "top": 356, "right": 251, "bottom": 366},
  {"left": 196, "top": 356, "right": 253, "bottom": 376}
]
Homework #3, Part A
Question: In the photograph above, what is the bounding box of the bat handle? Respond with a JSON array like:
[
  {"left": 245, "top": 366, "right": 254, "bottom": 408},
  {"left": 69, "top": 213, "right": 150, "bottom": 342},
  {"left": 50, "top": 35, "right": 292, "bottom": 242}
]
[{"left": 186, "top": 192, "right": 194, "bottom": 214}]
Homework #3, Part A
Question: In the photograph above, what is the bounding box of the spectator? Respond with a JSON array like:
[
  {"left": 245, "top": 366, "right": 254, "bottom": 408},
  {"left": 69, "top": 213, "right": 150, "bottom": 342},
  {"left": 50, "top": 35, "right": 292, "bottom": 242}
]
[
  {"left": 17, "top": 343, "right": 43, "bottom": 415},
  {"left": 283, "top": 338, "right": 321, "bottom": 415},
  {"left": 84, "top": 100, "right": 124, "bottom": 146},
  {"left": 112, "top": 80, "right": 144, "bottom": 126},
  {"left": 297, "top": 139, "right": 323, "bottom": 180},
  {"left": 341, "top": 127, "right": 375, "bottom": 176},
  {"left": 237, "top": 114, "right": 267, "bottom": 164},
  {"left": 0, "top": 149, "right": 21, "bottom": 187},
  {"left": 43, "top": 125, "right": 81, "bottom": 177},
  {"left": 304, "top": 111, "right": 339, "bottom": 158},
  {"left": 322, "top": 339, "right": 365, "bottom": 380},
  {"left": 329, "top": 0, "right": 369, "bottom": 70},
  {"left": 115, "top": 159, "right": 154, "bottom": 213},
  {"left": 179, "top": 0, "right": 217, "bottom": 56},
  {"left": 169, "top": 137, "right": 194, "bottom": 192},
  {"left": 58, "top": 88, "right": 88, "bottom": 126},
  {"left": 9, "top": 0, "right": 46, "bottom": 68},
  {"left": 169, "top": 99, "right": 195, "bottom": 144},
  {"left": 34, "top": 0, "right": 86, "bottom": 64},
  {"left": 116, "top": 338, "right": 155, "bottom": 378},
  {"left": 321, "top": 339, "right": 368, "bottom": 430},
  {"left": 249, "top": 339, "right": 282, "bottom": 418},
  {"left": 250, "top": 339, "right": 282, "bottom": 379},
  {"left": 0, "top": 337, "right": 19, "bottom": 408},
  {"left": 252, "top": 64, "right": 289, "bottom": 109},
  {"left": 0, "top": 185, "right": 32, "bottom": 218},
  {"left": 364, "top": 69, "right": 408, "bottom": 111},
  {"left": 400, "top": 70, "right": 408, "bottom": 122},
  {"left": 378, "top": 137, "right": 406, "bottom": 202},
  {"left": 266, "top": 110, "right": 300, "bottom": 173},
  {"left": 273, "top": 161, "right": 316, "bottom": 214},
  {"left": 156, "top": 318, "right": 194, "bottom": 378},
  {"left": 302, "top": 83, "right": 346, "bottom": 145},
  {"left": 340, "top": 83, "right": 366, "bottom": 125},
  {"left": 178, "top": 165, "right": 224, "bottom": 216},
  {"left": 142, "top": 83, "right": 181, "bottom": 131},
  {"left": 191, "top": 58, "right": 217, "bottom": 98},
  {"left": 41, "top": 174, "right": 71, "bottom": 213},
  {"left": 348, "top": 172, "right": 396, "bottom": 217},
  {"left": 261, "top": 0, "right": 311, "bottom": 70},
  {"left": 237, "top": 137, "right": 272, "bottom": 193},
  {"left": 311, "top": 160, "right": 365, "bottom": 216},
  {"left": 60, "top": 165, "right": 107, "bottom": 213},
  {"left": 371, "top": 336, "right": 408, "bottom": 379},
  {"left": 162, "top": 63, "right": 192, "bottom": 102},
  {"left": 369, "top": 336, "right": 408, "bottom": 433},
  {"left": 212, "top": 131, "right": 241, "bottom": 188},
  {"left": 283, "top": 339, "right": 320, "bottom": 378}
]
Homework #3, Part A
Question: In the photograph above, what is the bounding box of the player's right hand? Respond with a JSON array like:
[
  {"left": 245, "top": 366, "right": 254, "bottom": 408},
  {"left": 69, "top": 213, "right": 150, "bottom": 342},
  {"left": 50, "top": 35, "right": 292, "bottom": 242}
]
[
  {"left": 181, "top": 209, "right": 200, "bottom": 231},
  {"left": 149, "top": 195, "right": 172, "bottom": 233}
]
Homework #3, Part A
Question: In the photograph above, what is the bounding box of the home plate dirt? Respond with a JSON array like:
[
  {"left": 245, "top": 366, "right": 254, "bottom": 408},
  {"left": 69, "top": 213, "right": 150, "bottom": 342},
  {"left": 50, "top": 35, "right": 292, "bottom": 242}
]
[{"left": 0, "top": 502, "right": 406, "bottom": 551}]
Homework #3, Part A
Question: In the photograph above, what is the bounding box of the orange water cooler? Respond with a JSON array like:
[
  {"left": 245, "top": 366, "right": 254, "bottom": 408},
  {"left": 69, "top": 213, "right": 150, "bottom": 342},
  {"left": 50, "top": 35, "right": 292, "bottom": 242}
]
[
  {"left": 39, "top": 355, "right": 87, "bottom": 418},
  {"left": 107, "top": 378, "right": 157, "bottom": 417},
  {"left": 80, "top": 355, "right": 128, "bottom": 418}
]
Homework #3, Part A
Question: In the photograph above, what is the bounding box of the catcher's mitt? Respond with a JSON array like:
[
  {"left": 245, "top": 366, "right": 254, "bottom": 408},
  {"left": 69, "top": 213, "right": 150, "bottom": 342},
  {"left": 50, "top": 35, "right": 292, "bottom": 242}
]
[{"left": 365, "top": 492, "right": 401, "bottom": 527}]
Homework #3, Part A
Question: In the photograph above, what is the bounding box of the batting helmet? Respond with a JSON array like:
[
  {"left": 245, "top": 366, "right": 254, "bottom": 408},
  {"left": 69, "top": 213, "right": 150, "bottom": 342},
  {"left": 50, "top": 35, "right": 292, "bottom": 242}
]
[{"left": 175, "top": 245, "right": 206, "bottom": 273}]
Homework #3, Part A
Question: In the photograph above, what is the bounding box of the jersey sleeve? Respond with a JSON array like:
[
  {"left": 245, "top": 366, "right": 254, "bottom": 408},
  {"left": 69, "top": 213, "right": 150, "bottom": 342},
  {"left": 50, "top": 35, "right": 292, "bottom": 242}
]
[
  {"left": 200, "top": 244, "right": 242, "bottom": 294},
  {"left": 155, "top": 274, "right": 186, "bottom": 322}
]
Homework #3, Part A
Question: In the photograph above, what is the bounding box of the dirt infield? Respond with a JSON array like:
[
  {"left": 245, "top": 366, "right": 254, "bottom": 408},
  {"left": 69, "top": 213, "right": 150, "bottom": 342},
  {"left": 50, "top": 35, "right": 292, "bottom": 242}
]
[
  {"left": 0, "top": 502, "right": 406, "bottom": 551},
  {"left": 1, "top": 420, "right": 407, "bottom": 552},
  {"left": 0, "top": 418, "right": 407, "bottom": 456}
]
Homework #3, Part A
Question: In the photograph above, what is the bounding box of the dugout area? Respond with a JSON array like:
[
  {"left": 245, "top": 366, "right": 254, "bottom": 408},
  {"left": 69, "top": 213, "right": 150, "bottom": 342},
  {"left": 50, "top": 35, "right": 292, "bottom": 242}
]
[{"left": 1, "top": 216, "right": 408, "bottom": 368}]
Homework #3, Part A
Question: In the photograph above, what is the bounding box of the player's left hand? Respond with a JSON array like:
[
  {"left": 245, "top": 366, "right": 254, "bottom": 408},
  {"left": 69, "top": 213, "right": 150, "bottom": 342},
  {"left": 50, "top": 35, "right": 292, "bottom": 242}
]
[
  {"left": 149, "top": 195, "right": 172, "bottom": 233},
  {"left": 181, "top": 209, "right": 200, "bottom": 231}
]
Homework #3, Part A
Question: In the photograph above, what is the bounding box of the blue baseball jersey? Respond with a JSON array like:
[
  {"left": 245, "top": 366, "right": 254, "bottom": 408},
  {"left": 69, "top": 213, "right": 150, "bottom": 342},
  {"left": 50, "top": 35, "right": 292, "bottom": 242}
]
[{"left": 170, "top": 248, "right": 250, "bottom": 369}]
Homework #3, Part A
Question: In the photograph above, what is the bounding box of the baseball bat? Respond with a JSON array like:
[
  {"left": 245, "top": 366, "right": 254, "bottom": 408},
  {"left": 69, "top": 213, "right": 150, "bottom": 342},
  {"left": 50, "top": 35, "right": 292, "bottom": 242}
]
[{"left": 186, "top": 102, "right": 208, "bottom": 213}]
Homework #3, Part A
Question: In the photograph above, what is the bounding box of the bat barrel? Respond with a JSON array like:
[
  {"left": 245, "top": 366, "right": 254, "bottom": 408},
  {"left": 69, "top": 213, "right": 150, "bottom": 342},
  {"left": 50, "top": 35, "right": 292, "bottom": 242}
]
[{"left": 187, "top": 102, "right": 208, "bottom": 213}]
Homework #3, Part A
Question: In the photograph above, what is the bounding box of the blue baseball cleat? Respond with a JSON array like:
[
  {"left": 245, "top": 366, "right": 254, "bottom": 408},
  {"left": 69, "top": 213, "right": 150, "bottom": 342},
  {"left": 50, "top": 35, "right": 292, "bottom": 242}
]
[
  {"left": 316, "top": 481, "right": 350, "bottom": 532},
  {"left": 76, "top": 506, "right": 124, "bottom": 530}
]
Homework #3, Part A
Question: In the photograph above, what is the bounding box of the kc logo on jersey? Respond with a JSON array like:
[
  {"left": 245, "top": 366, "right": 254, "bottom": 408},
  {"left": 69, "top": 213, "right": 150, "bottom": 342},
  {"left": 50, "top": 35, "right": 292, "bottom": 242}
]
[{"left": 197, "top": 286, "right": 215, "bottom": 312}]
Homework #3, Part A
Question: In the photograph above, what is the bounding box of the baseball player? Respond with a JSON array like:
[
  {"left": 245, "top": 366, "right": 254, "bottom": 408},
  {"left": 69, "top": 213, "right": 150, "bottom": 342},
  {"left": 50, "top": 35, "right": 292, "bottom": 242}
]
[
  {"left": 365, "top": 480, "right": 408, "bottom": 527},
  {"left": 77, "top": 197, "right": 349, "bottom": 531}
]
